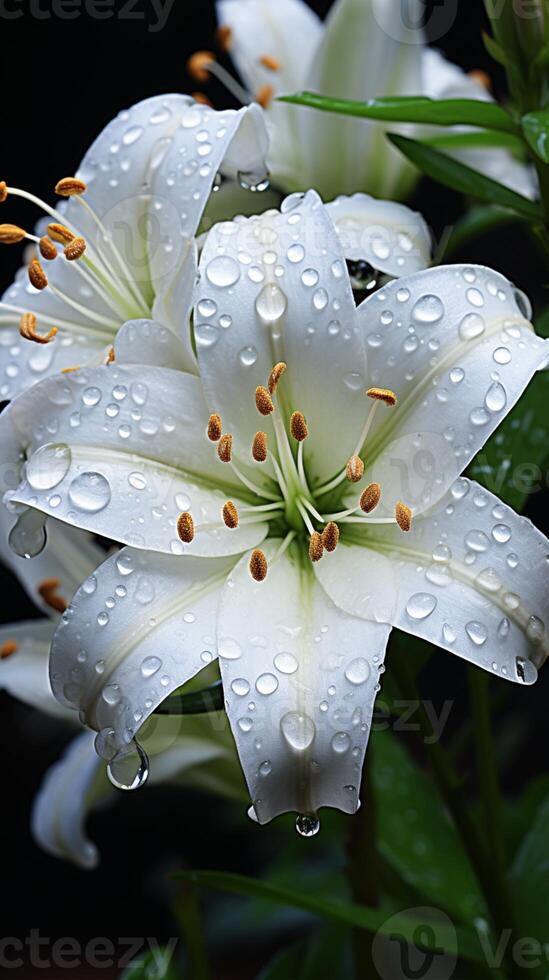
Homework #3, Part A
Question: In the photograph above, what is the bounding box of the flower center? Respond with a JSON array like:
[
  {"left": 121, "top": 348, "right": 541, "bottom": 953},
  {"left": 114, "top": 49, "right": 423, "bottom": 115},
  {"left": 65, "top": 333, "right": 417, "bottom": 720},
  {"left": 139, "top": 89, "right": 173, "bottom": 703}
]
[{"left": 176, "top": 362, "right": 414, "bottom": 579}]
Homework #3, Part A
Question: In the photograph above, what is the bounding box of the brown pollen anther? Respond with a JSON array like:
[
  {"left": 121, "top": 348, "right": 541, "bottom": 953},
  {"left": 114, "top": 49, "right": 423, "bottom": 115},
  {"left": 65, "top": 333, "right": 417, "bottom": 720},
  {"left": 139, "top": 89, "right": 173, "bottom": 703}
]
[
  {"left": 346, "top": 454, "right": 364, "bottom": 483},
  {"left": 64, "top": 236, "right": 86, "bottom": 261},
  {"left": 259, "top": 54, "right": 281, "bottom": 70},
  {"left": 177, "top": 511, "right": 195, "bottom": 543},
  {"left": 187, "top": 50, "right": 216, "bottom": 82},
  {"left": 252, "top": 431, "right": 268, "bottom": 462},
  {"left": 469, "top": 69, "right": 492, "bottom": 91},
  {"left": 0, "top": 639, "right": 17, "bottom": 659},
  {"left": 207, "top": 413, "right": 222, "bottom": 442},
  {"left": 255, "top": 386, "right": 274, "bottom": 416},
  {"left": 192, "top": 92, "right": 214, "bottom": 107},
  {"left": 268, "top": 361, "right": 286, "bottom": 395},
  {"left": 222, "top": 501, "right": 239, "bottom": 529},
  {"left": 20, "top": 312, "right": 58, "bottom": 345},
  {"left": 37, "top": 578, "right": 68, "bottom": 613},
  {"left": 28, "top": 259, "right": 48, "bottom": 290},
  {"left": 0, "top": 182, "right": 8, "bottom": 203},
  {"left": 55, "top": 177, "right": 87, "bottom": 197},
  {"left": 218, "top": 433, "right": 233, "bottom": 463},
  {"left": 249, "top": 548, "right": 268, "bottom": 582},
  {"left": 106, "top": 346, "right": 115, "bottom": 364},
  {"left": 322, "top": 522, "right": 340, "bottom": 553},
  {"left": 256, "top": 84, "right": 274, "bottom": 108},
  {"left": 39, "top": 236, "right": 58, "bottom": 261},
  {"left": 290, "top": 411, "right": 308, "bottom": 442},
  {"left": 366, "top": 387, "right": 397, "bottom": 407},
  {"left": 0, "top": 223, "right": 26, "bottom": 245},
  {"left": 395, "top": 501, "right": 412, "bottom": 532},
  {"left": 360, "top": 482, "right": 381, "bottom": 514},
  {"left": 47, "top": 223, "right": 75, "bottom": 245},
  {"left": 309, "top": 531, "right": 324, "bottom": 563},
  {"left": 216, "top": 24, "right": 233, "bottom": 50}
]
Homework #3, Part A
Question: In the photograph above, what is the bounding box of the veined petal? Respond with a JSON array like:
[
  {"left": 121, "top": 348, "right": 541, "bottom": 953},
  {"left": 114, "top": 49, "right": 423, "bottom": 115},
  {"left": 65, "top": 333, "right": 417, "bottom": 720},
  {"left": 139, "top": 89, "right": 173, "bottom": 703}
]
[
  {"left": 299, "top": 0, "right": 423, "bottom": 199},
  {"left": 0, "top": 619, "right": 69, "bottom": 717},
  {"left": 114, "top": 319, "right": 191, "bottom": 372},
  {"left": 218, "top": 541, "right": 390, "bottom": 823},
  {"left": 0, "top": 319, "right": 104, "bottom": 402},
  {"left": 150, "top": 239, "right": 199, "bottom": 371},
  {"left": 354, "top": 265, "right": 547, "bottom": 515},
  {"left": 50, "top": 547, "right": 233, "bottom": 759},
  {"left": 317, "top": 479, "right": 549, "bottom": 684},
  {"left": 5, "top": 365, "right": 269, "bottom": 555},
  {"left": 325, "top": 193, "right": 432, "bottom": 277},
  {"left": 196, "top": 190, "right": 366, "bottom": 485}
]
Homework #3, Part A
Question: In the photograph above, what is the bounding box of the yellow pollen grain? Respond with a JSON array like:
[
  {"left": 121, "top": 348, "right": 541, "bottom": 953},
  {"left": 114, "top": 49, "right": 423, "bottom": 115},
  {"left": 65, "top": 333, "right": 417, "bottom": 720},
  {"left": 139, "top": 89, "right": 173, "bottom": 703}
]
[
  {"left": 256, "top": 84, "right": 274, "bottom": 108},
  {"left": 28, "top": 258, "right": 48, "bottom": 290},
  {"left": 0, "top": 223, "right": 26, "bottom": 244},
  {"left": 0, "top": 639, "right": 17, "bottom": 659},
  {"left": 47, "top": 223, "right": 74, "bottom": 244},
  {"left": 216, "top": 24, "right": 233, "bottom": 50},
  {"left": 64, "top": 236, "right": 86, "bottom": 261},
  {"left": 268, "top": 361, "right": 286, "bottom": 394},
  {"left": 255, "top": 385, "right": 274, "bottom": 416},
  {"left": 259, "top": 54, "right": 281, "bottom": 70},
  {"left": 177, "top": 511, "right": 195, "bottom": 543},
  {"left": 322, "top": 522, "right": 340, "bottom": 553},
  {"left": 366, "top": 387, "right": 397, "bottom": 407},
  {"left": 0, "top": 181, "right": 8, "bottom": 203},
  {"left": 249, "top": 548, "right": 268, "bottom": 582},
  {"left": 252, "top": 431, "right": 268, "bottom": 462},
  {"left": 39, "top": 236, "right": 58, "bottom": 261},
  {"left": 192, "top": 92, "right": 214, "bottom": 107},
  {"left": 395, "top": 501, "right": 412, "bottom": 532},
  {"left": 346, "top": 454, "right": 364, "bottom": 483},
  {"left": 187, "top": 50, "right": 216, "bottom": 82},
  {"left": 218, "top": 433, "right": 233, "bottom": 463},
  {"left": 55, "top": 177, "right": 87, "bottom": 197},
  {"left": 309, "top": 531, "right": 324, "bottom": 563},
  {"left": 290, "top": 411, "right": 308, "bottom": 442},
  {"left": 61, "top": 365, "right": 81, "bottom": 373},
  {"left": 20, "top": 312, "right": 57, "bottom": 345},
  {"left": 222, "top": 501, "right": 239, "bottom": 528},
  {"left": 360, "top": 482, "right": 381, "bottom": 514},
  {"left": 207, "top": 413, "right": 222, "bottom": 442}
]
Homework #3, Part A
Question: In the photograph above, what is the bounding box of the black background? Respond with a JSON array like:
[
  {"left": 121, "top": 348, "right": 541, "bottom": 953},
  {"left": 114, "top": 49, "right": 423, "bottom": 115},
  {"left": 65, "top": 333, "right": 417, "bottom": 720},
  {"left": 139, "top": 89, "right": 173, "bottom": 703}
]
[{"left": 1, "top": 2, "right": 548, "bottom": 977}]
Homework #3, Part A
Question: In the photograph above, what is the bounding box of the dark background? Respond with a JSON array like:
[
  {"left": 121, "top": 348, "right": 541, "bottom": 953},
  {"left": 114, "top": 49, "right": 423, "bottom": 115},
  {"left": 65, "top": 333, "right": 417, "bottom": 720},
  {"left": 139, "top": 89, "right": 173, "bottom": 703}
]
[{"left": 1, "top": 2, "right": 548, "bottom": 977}]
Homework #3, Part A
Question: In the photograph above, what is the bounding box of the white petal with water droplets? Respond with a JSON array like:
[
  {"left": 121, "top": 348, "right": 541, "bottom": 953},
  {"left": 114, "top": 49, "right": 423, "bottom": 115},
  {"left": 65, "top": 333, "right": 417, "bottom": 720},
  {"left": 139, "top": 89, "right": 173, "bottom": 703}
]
[
  {"left": 51, "top": 547, "right": 234, "bottom": 757},
  {"left": 325, "top": 193, "right": 431, "bottom": 277},
  {"left": 354, "top": 265, "right": 547, "bottom": 515},
  {"left": 114, "top": 318, "right": 191, "bottom": 372},
  {"left": 0, "top": 619, "right": 70, "bottom": 717},
  {"left": 218, "top": 541, "right": 390, "bottom": 823},
  {"left": 317, "top": 479, "right": 549, "bottom": 683}
]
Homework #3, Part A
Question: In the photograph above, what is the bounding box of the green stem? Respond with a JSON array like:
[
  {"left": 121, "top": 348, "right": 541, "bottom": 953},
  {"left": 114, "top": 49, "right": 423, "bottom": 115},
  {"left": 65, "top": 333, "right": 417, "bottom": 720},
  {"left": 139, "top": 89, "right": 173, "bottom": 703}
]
[
  {"left": 346, "top": 749, "right": 379, "bottom": 980},
  {"left": 173, "top": 881, "right": 212, "bottom": 980},
  {"left": 468, "top": 668, "right": 507, "bottom": 884}
]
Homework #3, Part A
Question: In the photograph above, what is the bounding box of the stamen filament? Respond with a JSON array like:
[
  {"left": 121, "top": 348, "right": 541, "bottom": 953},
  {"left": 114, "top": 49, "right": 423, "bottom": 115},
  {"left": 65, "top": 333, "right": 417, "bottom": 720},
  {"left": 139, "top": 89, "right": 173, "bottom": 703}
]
[
  {"left": 296, "top": 500, "right": 315, "bottom": 535},
  {"left": 315, "top": 401, "right": 379, "bottom": 497},
  {"left": 74, "top": 197, "right": 150, "bottom": 311},
  {"left": 229, "top": 460, "right": 280, "bottom": 502},
  {"left": 48, "top": 283, "right": 119, "bottom": 331},
  {"left": 0, "top": 302, "right": 112, "bottom": 341},
  {"left": 300, "top": 496, "right": 325, "bottom": 523},
  {"left": 202, "top": 59, "right": 252, "bottom": 105},
  {"left": 272, "top": 530, "right": 297, "bottom": 564}
]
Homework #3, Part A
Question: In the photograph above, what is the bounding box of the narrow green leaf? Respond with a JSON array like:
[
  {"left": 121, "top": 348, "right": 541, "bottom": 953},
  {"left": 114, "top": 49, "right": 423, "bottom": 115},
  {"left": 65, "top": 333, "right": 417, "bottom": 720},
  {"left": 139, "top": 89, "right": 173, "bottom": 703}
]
[
  {"left": 279, "top": 93, "right": 518, "bottom": 134},
  {"left": 482, "top": 31, "right": 511, "bottom": 68},
  {"left": 175, "top": 871, "right": 484, "bottom": 964},
  {"left": 121, "top": 949, "right": 180, "bottom": 980},
  {"left": 154, "top": 680, "right": 223, "bottom": 715},
  {"left": 388, "top": 134, "right": 541, "bottom": 221},
  {"left": 424, "top": 131, "right": 523, "bottom": 152},
  {"left": 522, "top": 110, "right": 549, "bottom": 162},
  {"left": 510, "top": 789, "right": 549, "bottom": 965}
]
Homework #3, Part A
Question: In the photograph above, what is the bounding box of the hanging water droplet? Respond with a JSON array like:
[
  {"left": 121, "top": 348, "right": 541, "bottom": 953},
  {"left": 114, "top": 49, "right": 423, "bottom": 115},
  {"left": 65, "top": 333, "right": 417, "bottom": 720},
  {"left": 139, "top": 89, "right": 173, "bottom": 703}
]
[
  {"left": 238, "top": 170, "right": 270, "bottom": 192},
  {"left": 68, "top": 472, "right": 111, "bottom": 513},
  {"left": 516, "top": 656, "right": 537, "bottom": 683},
  {"left": 295, "top": 813, "right": 320, "bottom": 837},
  {"left": 255, "top": 283, "right": 287, "bottom": 322},
  {"left": 107, "top": 740, "right": 149, "bottom": 791},
  {"left": 405, "top": 593, "right": 437, "bottom": 620},
  {"left": 8, "top": 508, "right": 47, "bottom": 558},
  {"left": 26, "top": 443, "right": 72, "bottom": 490},
  {"left": 280, "top": 711, "right": 315, "bottom": 751}
]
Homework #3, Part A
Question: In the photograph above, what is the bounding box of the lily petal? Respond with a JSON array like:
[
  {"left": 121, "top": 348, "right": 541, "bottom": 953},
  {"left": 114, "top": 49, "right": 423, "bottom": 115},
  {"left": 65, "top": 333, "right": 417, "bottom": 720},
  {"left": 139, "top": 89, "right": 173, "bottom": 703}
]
[
  {"left": 50, "top": 546, "right": 234, "bottom": 760},
  {"left": 114, "top": 319, "right": 191, "bottom": 372},
  {"left": 196, "top": 190, "right": 366, "bottom": 485},
  {"left": 316, "top": 479, "right": 549, "bottom": 683},
  {"left": 354, "top": 265, "right": 547, "bottom": 514},
  {"left": 325, "top": 193, "right": 432, "bottom": 277},
  {"left": 0, "top": 619, "right": 69, "bottom": 717},
  {"left": 218, "top": 541, "right": 390, "bottom": 823},
  {"left": 5, "top": 365, "right": 269, "bottom": 556}
]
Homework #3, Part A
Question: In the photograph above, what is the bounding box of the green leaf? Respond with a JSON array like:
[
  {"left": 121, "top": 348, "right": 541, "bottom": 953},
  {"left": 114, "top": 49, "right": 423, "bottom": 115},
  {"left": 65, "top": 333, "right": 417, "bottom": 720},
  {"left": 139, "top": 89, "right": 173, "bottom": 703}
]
[
  {"left": 278, "top": 93, "right": 518, "bottom": 134},
  {"left": 154, "top": 680, "right": 223, "bottom": 715},
  {"left": 437, "top": 205, "right": 525, "bottom": 262},
  {"left": 387, "top": 134, "right": 541, "bottom": 221},
  {"left": 257, "top": 928, "right": 352, "bottom": 980},
  {"left": 510, "top": 789, "right": 549, "bottom": 963},
  {"left": 482, "top": 31, "right": 512, "bottom": 68},
  {"left": 373, "top": 729, "right": 486, "bottom": 926},
  {"left": 522, "top": 110, "right": 549, "bottom": 162},
  {"left": 424, "top": 131, "right": 523, "bottom": 152},
  {"left": 121, "top": 949, "right": 180, "bottom": 980},
  {"left": 468, "top": 365, "right": 549, "bottom": 512},
  {"left": 175, "top": 871, "right": 484, "bottom": 964}
]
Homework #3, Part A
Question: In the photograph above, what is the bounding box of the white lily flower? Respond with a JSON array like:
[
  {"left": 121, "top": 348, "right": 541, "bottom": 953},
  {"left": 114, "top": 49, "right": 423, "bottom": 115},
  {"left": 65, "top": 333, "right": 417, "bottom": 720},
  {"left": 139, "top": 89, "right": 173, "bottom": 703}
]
[
  {"left": 3, "top": 190, "right": 548, "bottom": 831},
  {"left": 0, "top": 93, "right": 269, "bottom": 399},
  {"left": 212, "top": 0, "right": 536, "bottom": 200}
]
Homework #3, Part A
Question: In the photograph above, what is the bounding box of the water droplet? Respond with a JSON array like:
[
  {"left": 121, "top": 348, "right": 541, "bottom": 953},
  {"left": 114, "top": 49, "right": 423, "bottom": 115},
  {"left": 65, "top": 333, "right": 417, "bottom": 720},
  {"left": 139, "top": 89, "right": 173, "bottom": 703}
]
[
  {"left": 485, "top": 382, "right": 507, "bottom": 413},
  {"left": 107, "top": 741, "right": 149, "bottom": 791},
  {"left": 197, "top": 298, "right": 217, "bottom": 318},
  {"left": 442, "top": 623, "right": 456, "bottom": 644},
  {"left": 313, "top": 287, "right": 328, "bottom": 311},
  {"left": 331, "top": 732, "right": 351, "bottom": 754},
  {"left": 128, "top": 471, "right": 147, "bottom": 491},
  {"left": 287, "top": 243, "right": 305, "bottom": 263},
  {"left": 526, "top": 615, "right": 545, "bottom": 644},
  {"left": 465, "top": 529, "right": 490, "bottom": 553},
  {"left": 116, "top": 553, "right": 135, "bottom": 576},
  {"left": 141, "top": 656, "right": 162, "bottom": 678},
  {"left": 467, "top": 288, "right": 484, "bottom": 308},
  {"left": 459, "top": 314, "right": 485, "bottom": 341},
  {"left": 26, "top": 443, "right": 71, "bottom": 490},
  {"left": 8, "top": 507, "right": 47, "bottom": 559},
  {"left": 123, "top": 124, "right": 144, "bottom": 145},
  {"left": 405, "top": 593, "right": 437, "bottom": 620},
  {"left": 280, "top": 711, "right": 315, "bottom": 751},
  {"left": 475, "top": 567, "right": 502, "bottom": 593},
  {"left": 218, "top": 637, "right": 242, "bottom": 660},
  {"left": 412, "top": 295, "right": 444, "bottom": 325},
  {"left": 273, "top": 651, "right": 298, "bottom": 675},
  {"left": 344, "top": 658, "right": 370, "bottom": 685},
  {"left": 238, "top": 170, "right": 270, "bottom": 192},
  {"left": 465, "top": 621, "right": 488, "bottom": 645},
  {"left": 256, "top": 672, "right": 279, "bottom": 695},
  {"left": 296, "top": 813, "right": 320, "bottom": 837},
  {"left": 301, "top": 268, "right": 319, "bottom": 287},
  {"left": 255, "top": 283, "right": 287, "bottom": 321},
  {"left": 195, "top": 322, "right": 220, "bottom": 349},
  {"left": 206, "top": 255, "right": 240, "bottom": 288},
  {"left": 82, "top": 386, "right": 101, "bottom": 407},
  {"left": 238, "top": 345, "right": 258, "bottom": 367},
  {"left": 493, "top": 346, "right": 511, "bottom": 365},
  {"left": 68, "top": 472, "right": 111, "bottom": 513},
  {"left": 492, "top": 523, "right": 511, "bottom": 544},
  {"left": 258, "top": 760, "right": 272, "bottom": 777},
  {"left": 516, "top": 657, "right": 537, "bottom": 683},
  {"left": 231, "top": 678, "right": 250, "bottom": 696},
  {"left": 450, "top": 367, "right": 465, "bottom": 384},
  {"left": 237, "top": 716, "right": 253, "bottom": 733}
]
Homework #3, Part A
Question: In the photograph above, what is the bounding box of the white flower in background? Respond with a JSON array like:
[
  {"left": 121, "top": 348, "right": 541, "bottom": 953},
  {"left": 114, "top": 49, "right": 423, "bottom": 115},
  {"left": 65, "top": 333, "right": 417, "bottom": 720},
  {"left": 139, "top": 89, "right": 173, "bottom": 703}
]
[
  {"left": 208, "top": 0, "right": 535, "bottom": 200},
  {"left": 2, "top": 190, "right": 548, "bottom": 833},
  {"left": 0, "top": 93, "right": 269, "bottom": 399}
]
